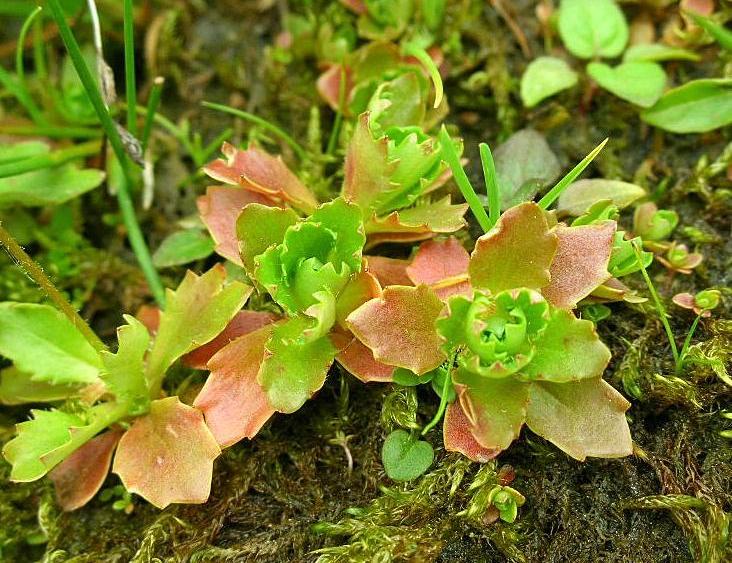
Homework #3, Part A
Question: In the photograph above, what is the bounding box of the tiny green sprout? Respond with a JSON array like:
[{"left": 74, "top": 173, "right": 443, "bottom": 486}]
[
  {"left": 382, "top": 429, "right": 434, "bottom": 481},
  {"left": 694, "top": 289, "right": 721, "bottom": 311},
  {"left": 487, "top": 485, "right": 526, "bottom": 523},
  {"left": 582, "top": 303, "right": 612, "bottom": 323},
  {"left": 633, "top": 202, "right": 679, "bottom": 242},
  {"left": 657, "top": 243, "right": 703, "bottom": 274}
]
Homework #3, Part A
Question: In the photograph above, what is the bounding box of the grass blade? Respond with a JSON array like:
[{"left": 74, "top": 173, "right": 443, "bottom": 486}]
[{"left": 478, "top": 142, "right": 501, "bottom": 229}]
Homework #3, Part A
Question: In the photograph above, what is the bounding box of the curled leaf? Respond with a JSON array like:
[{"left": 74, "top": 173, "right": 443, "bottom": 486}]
[
  {"left": 443, "top": 401, "right": 498, "bottom": 462},
  {"left": 406, "top": 237, "right": 471, "bottom": 299},
  {"left": 337, "top": 337, "right": 395, "bottom": 383}
]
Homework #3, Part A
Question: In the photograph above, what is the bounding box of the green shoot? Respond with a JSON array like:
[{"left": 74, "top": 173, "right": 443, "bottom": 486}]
[
  {"left": 123, "top": 0, "right": 138, "bottom": 136},
  {"left": 0, "top": 65, "right": 46, "bottom": 125},
  {"left": 202, "top": 101, "right": 308, "bottom": 161},
  {"left": 141, "top": 77, "right": 165, "bottom": 152},
  {"left": 47, "top": 0, "right": 166, "bottom": 307},
  {"left": 438, "top": 126, "right": 492, "bottom": 233},
  {"left": 538, "top": 138, "right": 608, "bottom": 210},
  {"left": 326, "top": 65, "right": 347, "bottom": 156},
  {"left": 478, "top": 142, "right": 501, "bottom": 229},
  {"left": 421, "top": 356, "right": 455, "bottom": 436},
  {"left": 0, "top": 124, "right": 102, "bottom": 139},
  {"left": 15, "top": 5, "right": 42, "bottom": 84},
  {"left": 0, "top": 140, "right": 101, "bottom": 178},
  {"left": 676, "top": 313, "right": 703, "bottom": 375},
  {"left": 403, "top": 43, "right": 443, "bottom": 109}
]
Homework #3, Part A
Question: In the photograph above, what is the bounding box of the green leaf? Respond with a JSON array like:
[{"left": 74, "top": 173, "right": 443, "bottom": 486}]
[
  {"left": 640, "top": 79, "right": 732, "bottom": 134},
  {"left": 469, "top": 202, "right": 557, "bottom": 293},
  {"left": 525, "top": 378, "right": 632, "bottom": 460},
  {"left": 686, "top": 11, "right": 732, "bottom": 52},
  {"left": 392, "top": 367, "right": 435, "bottom": 386},
  {"left": 101, "top": 315, "right": 150, "bottom": 413},
  {"left": 0, "top": 163, "right": 105, "bottom": 207},
  {"left": 558, "top": 0, "right": 628, "bottom": 59},
  {"left": 381, "top": 429, "right": 434, "bottom": 481},
  {"left": 587, "top": 61, "right": 666, "bottom": 108},
  {"left": 557, "top": 179, "right": 645, "bottom": 216},
  {"left": 0, "top": 367, "right": 82, "bottom": 405},
  {"left": 2, "top": 409, "right": 84, "bottom": 482},
  {"left": 622, "top": 43, "right": 701, "bottom": 63},
  {"left": 237, "top": 204, "right": 299, "bottom": 273},
  {"left": 0, "top": 303, "right": 102, "bottom": 385},
  {"left": 152, "top": 229, "right": 214, "bottom": 268},
  {"left": 520, "top": 56, "right": 578, "bottom": 108},
  {"left": 521, "top": 308, "right": 611, "bottom": 382},
  {"left": 257, "top": 317, "right": 337, "bottom": 413},
  {"left": 367, "top": 71, "right": 427, "bottom": 131},
  {"left": 146, "top": 267, "right": 252, "bottom": 384},
  {"left": 0, "top": 141, "right": 49, "bottom": 164},
  {"left": 493, "top": 129, "right": 561, "bottom": 209}
]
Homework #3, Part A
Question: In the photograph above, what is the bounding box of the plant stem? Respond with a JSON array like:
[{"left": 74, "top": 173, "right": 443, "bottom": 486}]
[
  {"left": 439, "top": 126, "right": 492, "bottom": 233},
  {"left": 538, "top": 138, "right": 608, "bottom": 210},
  {"left": 632, "top": 241, "right": 679, "bottom": 364},
  {"left": 676, "top": 313, "right": 702, "bottom": 374},
  {"left": 325, "top": 65, "right": 346, "bottom": 156},
  {"left": 15, "top": 6, "right": 43, "bottom": 84},
  {"left": 47, "top": 0, "right": 166, "bottom": 307},
  {"left": 0, "top": 224, "right": 107, "bottom": 354},
  {"left": 141, "top": 76, "right": 164, "bottom": 152},
  {"left": 422, "top": 362, "right": 455, "bottom": 436},
  {"left": 478, "top": 142, "right": 501, "bottom": 229},
  {"left": 0, "top": 140, "right": 101, "bottom": 178},
  {"left": 123, "top": 0, "right": 137, "bottom": 136},
  {"left": 202, "top": 101, "right": 308, "bottom": 161}
]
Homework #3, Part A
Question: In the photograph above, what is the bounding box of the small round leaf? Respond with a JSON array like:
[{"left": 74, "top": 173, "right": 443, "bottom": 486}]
[{"left": 382, "top": 430, "right": 434, "bottom": 481}]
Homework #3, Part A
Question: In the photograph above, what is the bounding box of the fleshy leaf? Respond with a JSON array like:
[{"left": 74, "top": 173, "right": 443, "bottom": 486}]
[
  {"left": 443, "top": 401, "right": 499, "bottom": 462},
  {"left": 469, "top": 203, "right": 558, "bottom": 293},
  {"left": 2, "top": 409, "right": 84, "bottom": 482},
  {"left": 366, "top": 197, "right": 468, "bottom": 245},
  {"left": 184, "top": 310, "right": 278, "bottom": 370},
  {"left": 347, "top": 285, "right": 446, "bottom": 374},
  {"left": 364, "top": 255, "right": 412, "bottom": 286},
  {"left": 100, "top": 315, "right": 150, "bottom": 410},
  {"left": 337, "top": 337, "right": 395, "bottom": 383},
  {"left": 194, "top": 326, "right": 275, "bottom": 447},
  {"left": 381, "top": 429, "right": 434, "bottom": 481},
  {"left": 203, "top": 142, "right": 316, "bottom": 211},
  {"left": 406, "top": 237, "right": 471, "bottom": 299},
  {"left": 0, "top": 367, "right": 82, "bottom": 405},
  {"left": 557, "top": 179, "right": 645, "bottom": 216},
  {"left": 237, "top": 203, "right": 299, "bottom": 273},
  {"left": 454, "top": 368, "right": 529, "bottom": 451},
  {"left": 0, "top": 303, "right": 102, "bottom": 385},
  {"left": 335, "top": 270, "right": 382, "bottom": 330},
  {"left": 112, "top": 397, "right": 221, "bottom": 509},
  {"left": 49, "top": 430, "right": 122, "bottom": 511},
  {"left": 257, "top": 317, "right": 337, "bottom": 413},
  {"left": 198, "top": 186, "right": 275, "bottom": 265},
  {"left": 521, "top": 308, "right": 611, "bottom": 382},
  {"left": 525, "top": 379, "right": 632, "bottom": 461},
  {"left": 146, "top": 266, "right": 252, "bottom": 384},
  {"left": 542, "top": 222, "right": 615, "bottom": 308}
]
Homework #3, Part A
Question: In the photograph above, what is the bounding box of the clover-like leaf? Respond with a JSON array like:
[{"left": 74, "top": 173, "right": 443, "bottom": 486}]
[
  {"left": 381, "top": 429, "right": 434, "bottom": 481},
  {"left": 198, "top": 186, "right": 275, "bottom": 265},
  {"left": 112, "top": 397, "right": 221, "bottom": 509},
  {"left": 100, "top": 315, "right": 149, "bottom": 411},
  {"left": 521, "top": 308, "right": 611, "bottom": 382},
  {"left": 587, "top": 61, "right": 666, "bottom": 108},
  {"left": 406, "top": 237, "right": 471, "bottom": 299},
  {"left": 49, "top": 430, "right": 123, "bottom": 511},
  {"left": 520, "top": 57, "right": 578, "bottom": 108},
  {"left": 146, "top": 266, "right": 252, "bottom": 385},
  {"left": 542, "top": 222, "right": 615, "bottom": 309},
  {"left": 525, "top": 378, "right": 632, "bottom": 460},
  {"left": 204, "top": 142, "right": 316, "bottom": 212},
  {"left": 257, "top": 317, "right": 338, "bottom": 413},
  {"left": 469, "top": 203, "right": 558, "bottom": 293},
  {"left": 0, "top": 303, "right": 102, "bottom": 385},
  {"left": 558, "top": 0, "right": 628, "bottom": 59},
  {"left": 443, "top": 401, "right": 499, "bottom": 463},
  {"left": 237, "top": 203, "right": 299, "bottom": 273},
  {"left": 194, "top": 326, "right": 275, "bottom": 447},
  {"left": 347, "top": 285, "right": 446, "bottom": 374}
]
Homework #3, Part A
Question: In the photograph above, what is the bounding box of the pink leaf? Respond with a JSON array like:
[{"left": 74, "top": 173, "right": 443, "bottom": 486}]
[
  {"left": 316, "top": 64, "right": 353, "bottom": 110},
  {"left": 193, "top": 327, "right": 275, "bottom": 447},
  {"left": 197, "top": 186, "right": 275, "bottom": 264},
  {"left": 336, "top": 271, "right": 382, "bottom": 330},
  {"left": 48, "top": 430, "right": 123, "bottom": 511},
  {"left": 183, "top": 310, "right": 278, "bottom": 369},
  {"left": 406, "top": 237, "right": 471, "bottom": 299},
  {"left": 347, "top": 285, "right": 445, "bottom": 374},
  {"left": 443, "top": 402, "right": 499, "bottom": 462},
  {"left": 112, "top": 397, "right": 221, "bottom": 509},
  {"left": 203, "top": 143, "right": 317, "bottom": 212},
  {"left": 542, "top": 221, "right": 615, "bottom": 308},
  {"left": 364, "top": 256, "right": 413, "bottom": 287},
  {"left": 337, "top": 337, "right": 395, "bottom": 383}
]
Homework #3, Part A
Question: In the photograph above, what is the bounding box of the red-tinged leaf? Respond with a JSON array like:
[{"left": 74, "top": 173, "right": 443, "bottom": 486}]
[
  {"left": 347, "top": 285, "right": 445, "bottom": 374},
  {"left": 136, "top": 305, "right": 160, "bottom": 334},
  {"left": 339, "top": 0, "right": 366, "bottom": 14},
  {"left": 406, "top": 237, "right": 471, "bottom": 300},
  {"left": 365, "top": 256, "right": 412, "bottom": 286},
  {"left": 526, "top": 379, "right": 633, "bottom": 461},
  {"left": 316, "top": 64, "right": 353, "bottom": 111},
  {"left": 542, "top": 222, "right": 615, "bottom": 308},
  {"left": 454, "top": 368, "right": 529, "bottom": 451},
  {"left": 337, "top": 337, "right": 395, "bottom": 383},
  {"left": 365, "top": 229, "right": 434, "bottom": 249},
  {"left": 470, "top": 202, "right": 558, "bottom": 294},
  {"left": 204, "top": 143, "right": 317, "bottom": 212},
  {"left": 366, "top": 198, "right": 468, "bottom": 239},
  {"left": 197, "top": 186, "right": 275, "bottom": 264},
  {"left": 112, "top": 397, "right": 221, "bottom": 509},
  {"left": 183, "top": 310, "right": 278, "bottom": 370},
  {"left": 335, "top": 270, "right": 382, "bottom": 330},
  {"left": 443, "top": 401, "right": 499, "bottom": 463},
  {"left": 194, "top": 327, "right": 275, "bottom": 447},
  {"left": 49, "top": 430, "right": 122, "bottom": 511}
]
